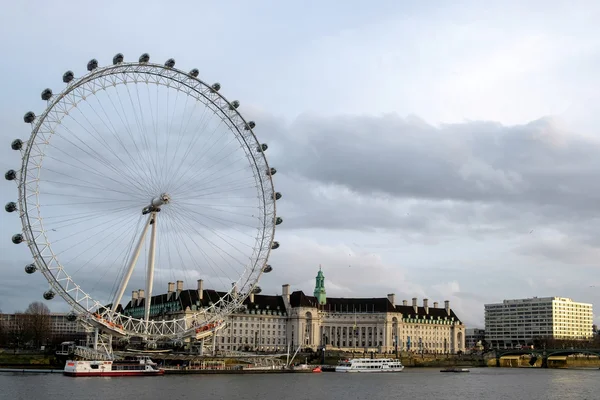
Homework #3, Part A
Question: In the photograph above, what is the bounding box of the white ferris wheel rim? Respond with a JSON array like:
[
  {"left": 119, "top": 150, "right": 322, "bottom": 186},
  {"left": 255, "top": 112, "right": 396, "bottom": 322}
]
[{"left": 16, "top": 59, "right": 277, "bottom": 339}]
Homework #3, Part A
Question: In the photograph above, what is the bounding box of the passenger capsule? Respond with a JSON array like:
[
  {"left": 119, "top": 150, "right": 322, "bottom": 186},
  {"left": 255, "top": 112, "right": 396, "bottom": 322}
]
[
  {"left": 41, "top": 88, "right": 53, "bottom": 101},
  {"left": 267, "top": 167, "right": 277, "bottom": 176},
  {"left": 139, "top": 53, "right": 150, "bottom": 63},
  {"left": 274, "top": 192, "right": 282, "bottom": 200},
  {"left": 257, "top": 143, "right": 268, "bottom": 152},
  {"left": 263, "top": 264, "right": 273, "bottom": 273},
  {"left": 5, "top": 170, "right": 16, "bottom": 181},
  {"left": 5, "top": 202, "right": 17, "bottom": 212},
  {"left": 62, "top": 70, "right": 75, "bottom": 83},
  {"left": 165, "top": 58, "right": 175, "bottom": 68},
  {"left": 66, "top": 313, "right": 77, "bottom": 322},
  {"left": 229, "top": 100, "right": 240, "bottom": 110},
  {"left": 245, "top": 121, "right": 256, "bottom": 130},
  {"left": 25, "top": 264, "right": 37, "bottom": 274},
  {"left": 275, "top": 217, "right": 283, "bottom": 225},
  {"left": 252, "top": 286, "right": 262, "bottom": 294},
  {"left": 87, "top": 59, "right": 98, "bottom": 71},
  {"left": 43, "top": 290, "right": 55, "bottom": 300},
  {"left": 189, "top": 68, "right": 199, "bottom": 77},
  {"left": 12, "top": 234, "right": 24, "bottom": 244},
  {"left": 271, "top": 241, "right": 280, "bottom": 249},
  {"left": 113, "top": 53, "right": 124, "bottom": 65},
  {"left": 211, "top": 83, "right": 221, "bottom": 92},
  {"left": 23, "top": 112, "right": 35, "bottom": 123},
  {"left": 11, "top": 139, "right": 23, "bottom": 150}
]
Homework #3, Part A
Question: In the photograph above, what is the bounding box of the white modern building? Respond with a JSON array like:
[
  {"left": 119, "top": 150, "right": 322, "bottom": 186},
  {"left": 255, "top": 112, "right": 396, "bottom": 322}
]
[{"left": 484, "top": 297, "right": 594, "bottom": 349}]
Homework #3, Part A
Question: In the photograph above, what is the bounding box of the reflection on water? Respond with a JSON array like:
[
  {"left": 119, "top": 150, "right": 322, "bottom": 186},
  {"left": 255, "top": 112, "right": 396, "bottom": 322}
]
[{"left": 2, "top": 368, "right": 600, "bottom": 400}]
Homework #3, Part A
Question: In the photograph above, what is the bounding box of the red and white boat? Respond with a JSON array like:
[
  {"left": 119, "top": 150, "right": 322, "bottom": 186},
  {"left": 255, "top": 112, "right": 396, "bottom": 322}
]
[{"left": 64, "top": 356, "right": 164, "bottom": 377}]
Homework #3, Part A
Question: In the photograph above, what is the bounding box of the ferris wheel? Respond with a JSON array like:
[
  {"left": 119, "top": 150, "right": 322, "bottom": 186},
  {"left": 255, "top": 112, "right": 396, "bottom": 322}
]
[{"left": 4, "top": 53, "right": 282, "bottom": 339}]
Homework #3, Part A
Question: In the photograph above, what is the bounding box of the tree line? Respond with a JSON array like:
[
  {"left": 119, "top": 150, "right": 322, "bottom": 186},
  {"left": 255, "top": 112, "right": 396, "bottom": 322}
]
[{"left": 0, "top": 302, "right": 56, "bottom": 349}]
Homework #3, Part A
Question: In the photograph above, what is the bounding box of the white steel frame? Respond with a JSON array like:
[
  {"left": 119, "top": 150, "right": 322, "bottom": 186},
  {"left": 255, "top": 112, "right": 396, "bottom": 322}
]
[{"left": 16, "top": 61, "right": 277, "bottom": 339}]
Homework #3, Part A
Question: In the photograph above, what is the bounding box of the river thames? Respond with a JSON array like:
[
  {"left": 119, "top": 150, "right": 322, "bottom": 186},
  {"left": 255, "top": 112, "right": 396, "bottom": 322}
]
[{"left": 2, "top": 368, "right": 599, "bottom": 400}]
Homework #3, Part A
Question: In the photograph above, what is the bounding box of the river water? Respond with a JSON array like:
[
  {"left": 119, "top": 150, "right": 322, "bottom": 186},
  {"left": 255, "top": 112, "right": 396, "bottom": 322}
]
[{"left": 2, "top": 368, "right": 599, "bottom": 400}]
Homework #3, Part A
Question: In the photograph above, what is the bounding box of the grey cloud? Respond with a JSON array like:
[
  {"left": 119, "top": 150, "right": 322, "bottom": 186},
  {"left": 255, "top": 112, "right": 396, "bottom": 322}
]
[{"left": 261, "top": 113, "right": 600, "bottom": 210}]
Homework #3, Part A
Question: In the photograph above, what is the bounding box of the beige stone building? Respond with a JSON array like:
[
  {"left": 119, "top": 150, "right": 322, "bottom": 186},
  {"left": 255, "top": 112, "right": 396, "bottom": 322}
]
[{"left": 122, "top": 268, "right": 466, "bottom": 354}]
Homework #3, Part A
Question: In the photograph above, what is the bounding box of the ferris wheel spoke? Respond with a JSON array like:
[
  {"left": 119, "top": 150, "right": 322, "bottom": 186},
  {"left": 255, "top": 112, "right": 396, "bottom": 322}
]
[
  {"left": 170, "top": 147, "right": 251, "bottom": 196},
  {"left": 166, "top": 116, "right": 226, "bottom": 193},
  {"left": 51, "top": 124, "right": 152, "bottom": 197},
  {"left": 162, "top": 100, "right": 210, "bottom": 188},
  {"left": 84, "top": 94, "right": 158, "bottom": 193},
  {"left": 42, "top": 151, "right": 152, "bottom": 199},
  {"left": 159, "top": 89, "right": 182, "bottom": 189},
  {"left": 48, "top": 206, "right": 136, "bottom": 236},
  {"left": 176, "top": 206, "right": 255, "bottom": 255},
  {"left": 124, "top": 83, "right": 162, "bottom": 191},
  {"left": 169, "top": 209, "right": 247, "bottom": 274},
  {"left": 165, "top": 210, "right": 233, "bottom": 292},
  {"left": 103, "top": 88, "right": 159, "bottom": 193},
  {"left": 71, "top": 104, "right": 149, "bottom": 185},
  {"left": 176, "top": 167, "right": 257, "bottom": 198}
]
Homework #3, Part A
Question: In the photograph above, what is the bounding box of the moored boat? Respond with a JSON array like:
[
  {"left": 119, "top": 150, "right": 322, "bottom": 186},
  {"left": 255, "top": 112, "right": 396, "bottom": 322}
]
[
  {"left": 335, "top": 358, "right": 404, "bottom": 373},
  {"left": 63, "top": 356, "right": 164, "bottom": 377},
  {"left": 440, "top": 368, "right": 470, "bottom": 373}
]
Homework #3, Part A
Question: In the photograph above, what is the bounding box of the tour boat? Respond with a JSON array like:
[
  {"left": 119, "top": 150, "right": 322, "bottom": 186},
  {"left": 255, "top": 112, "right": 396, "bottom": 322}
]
[
  {"left": 335, "top": 358, "right": 404, "bottom": 373},
  {"left": 63, "top": 356, "right": 164, "bottom": 377},
  {"left": 440, "top": 368, "right": 470, "bottom": 373}
]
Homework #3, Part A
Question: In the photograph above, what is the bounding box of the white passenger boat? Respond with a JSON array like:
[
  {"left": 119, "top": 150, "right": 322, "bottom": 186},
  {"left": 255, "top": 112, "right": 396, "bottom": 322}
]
[
  {"left": 64, "top": 356, "right": 164, "bottom": 377},
  {"left": 335, "top": 358, "right": 404, "bottom": 373}
]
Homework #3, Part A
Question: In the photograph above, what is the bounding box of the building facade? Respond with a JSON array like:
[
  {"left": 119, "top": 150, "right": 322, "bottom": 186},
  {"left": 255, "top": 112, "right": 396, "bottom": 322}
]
[
  {"left": 0, "top": 313, "right": 87, "bottom": 346},
  {"left": 122, "top": 268, "right": 466, "bottom": 354},
  {"left": 484, "top": 297, "right": 594, "bottom": 349},
  {"left": 465, "top": 328, "right": 485, "bottom": 350}
]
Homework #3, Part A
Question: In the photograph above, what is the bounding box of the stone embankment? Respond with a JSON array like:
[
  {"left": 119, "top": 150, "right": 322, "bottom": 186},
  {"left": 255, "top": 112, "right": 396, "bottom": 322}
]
[{"left": 488, "top": 354, "right": 600, "bottom": 369}]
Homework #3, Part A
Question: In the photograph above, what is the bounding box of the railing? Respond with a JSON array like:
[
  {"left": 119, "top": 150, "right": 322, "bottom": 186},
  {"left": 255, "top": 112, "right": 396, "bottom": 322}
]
[{"left": 73, "top": 346, "right": 113, "bottom": 361}]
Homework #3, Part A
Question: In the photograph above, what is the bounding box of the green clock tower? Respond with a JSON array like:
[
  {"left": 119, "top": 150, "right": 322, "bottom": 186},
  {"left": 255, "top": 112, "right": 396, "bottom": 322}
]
[{"left": 313, "top": 265, "right": 327, "bottom": 305}]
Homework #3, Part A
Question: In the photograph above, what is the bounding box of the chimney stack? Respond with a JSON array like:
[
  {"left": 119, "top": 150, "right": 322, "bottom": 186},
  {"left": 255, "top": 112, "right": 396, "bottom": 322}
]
[
  {"left": 423, "top": 298, "right": 429, "bottom": 314},
  {"left": 282, "top": 284, "right": 290, "bottom": 301},
  {"left": 387, "top": 293, "right": 396, "bottom": 307},
  {"left": 176, "top": 280, "right": 183, "bottom": 298},
  {"left": 167, "top": 282, "right": 175, "bottom": 300},
  {"left": 138, "top": 289, "right": 145, "bottom": 306},
  {"left": 132, "top": 290, "right": 138, "bottom": 305},
  {"left": 445, "top": 300, "right": 450, "bottom": 316},
  {"left": 412, "top": 297, "right": 418, "bottom": 313},
  {"left": 197, "top": 279, "right": 204, "bottom": 301},
  {"left": 402, "top": 300, "right": 408, "bottom": 306},
  {"left": 434, "top": 302, "right": 439, "bottom": 309}
]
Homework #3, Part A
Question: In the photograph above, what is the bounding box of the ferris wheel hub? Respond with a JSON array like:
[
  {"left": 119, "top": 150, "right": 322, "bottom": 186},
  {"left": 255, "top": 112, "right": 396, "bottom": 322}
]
[
  {"left": 142, "top": 193, "right": 170, "bottom": 215},
  {"left": 152, "top": 193, "right": 170, "bottom": 207}
]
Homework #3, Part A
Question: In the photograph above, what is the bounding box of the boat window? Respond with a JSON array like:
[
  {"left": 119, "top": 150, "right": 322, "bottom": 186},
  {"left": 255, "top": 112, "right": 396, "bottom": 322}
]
[{"left": 90, "top": 364, "right": 99, "bottom": 369}]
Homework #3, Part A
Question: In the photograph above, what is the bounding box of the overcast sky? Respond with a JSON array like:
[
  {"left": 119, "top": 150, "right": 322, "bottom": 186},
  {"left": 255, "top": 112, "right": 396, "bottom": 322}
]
[{"left": 1, "top": 0, "right": 600, "bottom": 329}]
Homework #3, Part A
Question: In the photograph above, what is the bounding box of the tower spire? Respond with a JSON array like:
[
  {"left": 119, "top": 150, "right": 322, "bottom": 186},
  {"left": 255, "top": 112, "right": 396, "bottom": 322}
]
[{"left": 314, "top": 265, "right": 327, "bottom": 305}]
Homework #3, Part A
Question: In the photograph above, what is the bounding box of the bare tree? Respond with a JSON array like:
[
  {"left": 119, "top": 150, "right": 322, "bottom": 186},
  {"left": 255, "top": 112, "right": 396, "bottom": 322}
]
[
  {"left": 24, "top": 302, "right": 51, "bottom": 348},
  {"left": 7, "top": 312, "right": 32, "bottom": 350}
]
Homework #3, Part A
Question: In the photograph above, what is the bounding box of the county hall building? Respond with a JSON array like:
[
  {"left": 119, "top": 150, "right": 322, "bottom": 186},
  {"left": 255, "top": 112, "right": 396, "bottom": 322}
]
[{"left": 122, "top": 267, "right": 466, "bottom": 354}]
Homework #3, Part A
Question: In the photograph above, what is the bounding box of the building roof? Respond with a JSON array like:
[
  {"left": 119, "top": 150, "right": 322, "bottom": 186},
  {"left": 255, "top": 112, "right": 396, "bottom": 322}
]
[
  {"left": 395, "top": 305, "right": 462, "bottom": 323},
  {"left": 122, "top": 289, "right": 287, "bottom": 317},
  {"left": 120, "top": 287, "right": 462, "bottom": 324}
]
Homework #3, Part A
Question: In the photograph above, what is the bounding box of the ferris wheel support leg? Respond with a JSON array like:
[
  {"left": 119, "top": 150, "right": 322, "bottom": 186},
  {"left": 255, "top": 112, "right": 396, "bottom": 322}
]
[
  {"left": 112, "top": 214, "right": 153, "bottom": 313},
  {"left": 144, "top": 212, "right": 158, "bottom": 325},
  {"left": 93, "top": 327, "right": 99, "bottom": 351}
]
